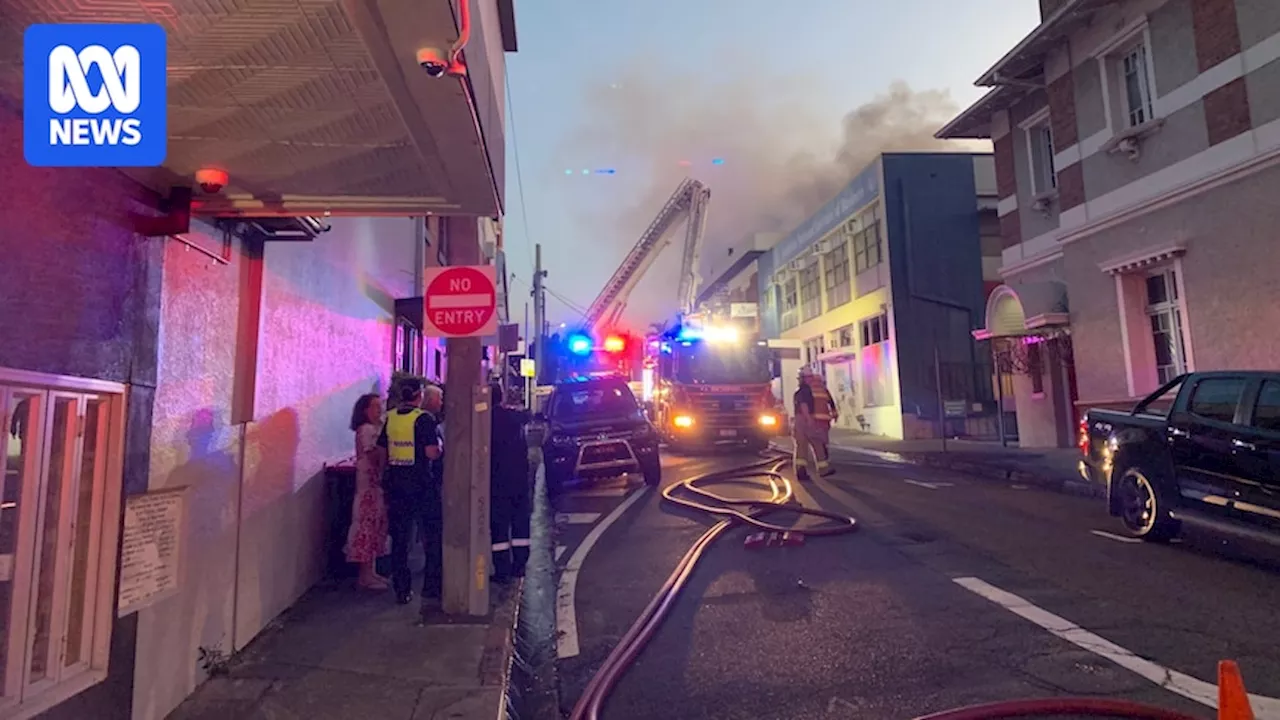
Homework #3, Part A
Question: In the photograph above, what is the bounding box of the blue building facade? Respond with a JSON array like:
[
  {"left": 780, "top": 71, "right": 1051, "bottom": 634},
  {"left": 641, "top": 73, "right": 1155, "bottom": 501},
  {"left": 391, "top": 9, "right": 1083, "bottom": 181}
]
[{"left": 758, "top": 152, "right": 1001, "bottom": 439}]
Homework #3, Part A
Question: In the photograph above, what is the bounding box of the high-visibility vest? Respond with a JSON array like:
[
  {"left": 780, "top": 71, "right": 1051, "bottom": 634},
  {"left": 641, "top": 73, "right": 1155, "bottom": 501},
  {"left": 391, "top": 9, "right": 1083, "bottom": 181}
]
[{"left": 386, "top": 409, "right": 424, "bottom": 466}]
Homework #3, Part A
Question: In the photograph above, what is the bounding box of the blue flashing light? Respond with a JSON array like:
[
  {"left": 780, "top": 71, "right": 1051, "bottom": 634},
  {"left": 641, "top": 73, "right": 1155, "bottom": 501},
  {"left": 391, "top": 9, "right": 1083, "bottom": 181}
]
[
  {"left": 677, "top": 326, "right": 702, "bottom": 340},
  {"left": 564, "top": 169, "right": 573, "bottom": 175},
  {"left": 596, "top": 168, "right": 616, "bottom": 175},
  {"left": 567, "top": 333, "right": 593, "bottom": 355},
  {"left": 711, "top": 157, "right": 725, "bottom": 165}
]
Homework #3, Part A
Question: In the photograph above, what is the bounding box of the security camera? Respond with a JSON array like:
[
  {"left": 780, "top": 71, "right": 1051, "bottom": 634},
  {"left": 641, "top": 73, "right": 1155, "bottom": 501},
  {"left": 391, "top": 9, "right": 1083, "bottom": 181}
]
[
  {"left": 417, "top": 47, "right": 450, "bottom": 77},
  {"left": 195, "top": 168, "right": 228, "bottom": 195}
]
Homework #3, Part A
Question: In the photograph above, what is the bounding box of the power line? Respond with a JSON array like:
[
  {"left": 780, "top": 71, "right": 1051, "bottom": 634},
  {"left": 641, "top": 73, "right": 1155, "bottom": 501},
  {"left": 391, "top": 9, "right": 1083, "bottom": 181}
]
[
  {"left": 510, "top": 273, "right": 587, "bottom": 320},
  {"left": 504, "top": 64, "right": 536, "bottom": 275}
]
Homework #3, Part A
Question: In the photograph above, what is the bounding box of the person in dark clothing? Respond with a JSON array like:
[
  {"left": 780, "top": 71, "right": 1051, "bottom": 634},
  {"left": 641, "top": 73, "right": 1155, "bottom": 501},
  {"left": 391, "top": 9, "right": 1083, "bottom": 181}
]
[
  {"left": 378, "top": 381, "right": 443, "bottom": 605},
  {"left": 489, "top": 383, "right": 532, "bottom": 582}
]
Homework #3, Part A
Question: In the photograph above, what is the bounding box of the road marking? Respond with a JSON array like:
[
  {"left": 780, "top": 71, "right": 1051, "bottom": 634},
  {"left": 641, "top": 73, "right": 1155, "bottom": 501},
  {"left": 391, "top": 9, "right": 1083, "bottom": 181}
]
[
  {"left": 903, "top": 479, "right": 951, "bottom": 489},
  {"left": 953, "top": 576, "right": 1280, "bottom": 716},
  {"left": 571, "top": 487, "right": 629, "bottom": 498},
  {"left": 555, "top": 512, "right": 601, "bottom": 525},
  {"left": 556, "top": 487, "right": 651, "bottom": 659},
  {"left": 1011, "top": 484, "right": 1029, "bottom": 490},
  {"left": 555, "top": 545, "right": 566, "bottom": 561},
  {"left": 1090, "top": 529, "right": 1142, "bottom": 544}
]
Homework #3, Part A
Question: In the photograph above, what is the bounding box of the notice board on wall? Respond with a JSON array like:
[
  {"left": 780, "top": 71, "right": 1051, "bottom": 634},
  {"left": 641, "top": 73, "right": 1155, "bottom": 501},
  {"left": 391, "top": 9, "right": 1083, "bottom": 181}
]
[{"left": 117, "top": 488, "right": 185, "bottom": 617}]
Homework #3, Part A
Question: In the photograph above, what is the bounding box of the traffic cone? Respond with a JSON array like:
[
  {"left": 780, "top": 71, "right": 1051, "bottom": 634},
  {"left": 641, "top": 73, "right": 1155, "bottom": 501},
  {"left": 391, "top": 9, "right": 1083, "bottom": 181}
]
[{"left": 1218, "top": 660, "right": 1254, "bottom": 720}]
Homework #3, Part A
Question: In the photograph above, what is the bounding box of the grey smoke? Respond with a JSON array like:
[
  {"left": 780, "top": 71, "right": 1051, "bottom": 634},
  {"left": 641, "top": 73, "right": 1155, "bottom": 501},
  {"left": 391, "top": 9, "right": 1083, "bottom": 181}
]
[{"left": 555, "top": 71, "right": 987, "bottom": 328}]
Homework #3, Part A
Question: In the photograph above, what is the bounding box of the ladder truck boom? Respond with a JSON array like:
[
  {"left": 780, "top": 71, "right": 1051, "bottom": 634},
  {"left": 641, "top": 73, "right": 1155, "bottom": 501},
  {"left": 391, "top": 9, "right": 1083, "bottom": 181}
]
[{"left": 582, "top": 178, "right": 711, "bottom": 337}]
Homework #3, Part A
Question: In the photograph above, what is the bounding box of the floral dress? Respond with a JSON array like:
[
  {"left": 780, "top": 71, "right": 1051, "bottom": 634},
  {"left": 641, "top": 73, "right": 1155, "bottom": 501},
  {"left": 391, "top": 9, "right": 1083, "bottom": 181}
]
[{"left": 345, "top": 422, "right": 389, "bottom": 562}]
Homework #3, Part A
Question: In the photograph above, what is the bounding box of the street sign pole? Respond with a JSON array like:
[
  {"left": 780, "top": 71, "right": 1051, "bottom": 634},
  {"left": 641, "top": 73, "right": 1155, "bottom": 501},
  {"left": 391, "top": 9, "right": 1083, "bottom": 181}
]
[{"left": 431, "top": 221, "right": 495, "bottom": 618}]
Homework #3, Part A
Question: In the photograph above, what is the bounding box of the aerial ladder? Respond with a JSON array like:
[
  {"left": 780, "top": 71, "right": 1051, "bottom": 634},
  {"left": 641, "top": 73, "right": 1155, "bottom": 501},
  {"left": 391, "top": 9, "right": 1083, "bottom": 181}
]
[{"left": 582, "top": 178, "right": 711, "bottom": 338}]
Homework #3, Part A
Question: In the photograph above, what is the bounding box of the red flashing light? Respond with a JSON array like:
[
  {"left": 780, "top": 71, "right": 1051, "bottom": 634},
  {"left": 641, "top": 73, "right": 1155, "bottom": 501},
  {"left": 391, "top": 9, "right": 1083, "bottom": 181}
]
[{"left": 603, "top": 335, "right": 626, "bottom": 353}]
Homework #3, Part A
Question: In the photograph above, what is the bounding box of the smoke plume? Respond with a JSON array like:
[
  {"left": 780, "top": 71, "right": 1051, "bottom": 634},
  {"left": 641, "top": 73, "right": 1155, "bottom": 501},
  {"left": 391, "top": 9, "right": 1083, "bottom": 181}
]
[{"left": 553, "top": 64, "right": 987, "bottom": 328}]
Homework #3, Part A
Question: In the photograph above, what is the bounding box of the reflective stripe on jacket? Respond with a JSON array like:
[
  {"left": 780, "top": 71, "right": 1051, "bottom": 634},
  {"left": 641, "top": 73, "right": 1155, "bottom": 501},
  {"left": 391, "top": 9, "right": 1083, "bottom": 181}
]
[
  {"left": 808, "top": 380, "right": 834, "bottom": 422},
  {"left": 386, "top": 408, "right": 424, "bottom": 466}
]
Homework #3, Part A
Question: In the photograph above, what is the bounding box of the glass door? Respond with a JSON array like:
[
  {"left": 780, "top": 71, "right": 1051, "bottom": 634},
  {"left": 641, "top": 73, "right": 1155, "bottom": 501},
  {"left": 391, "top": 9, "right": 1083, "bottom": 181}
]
[{"left": 0, "top": 388, "right": 46, "bottom": 708}]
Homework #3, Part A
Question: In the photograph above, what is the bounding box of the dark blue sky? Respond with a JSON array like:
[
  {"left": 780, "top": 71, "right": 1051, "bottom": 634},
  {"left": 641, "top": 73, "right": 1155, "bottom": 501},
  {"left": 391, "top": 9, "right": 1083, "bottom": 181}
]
[{"left": 501, "top": 0, "right": 1041, "bottom": 331}]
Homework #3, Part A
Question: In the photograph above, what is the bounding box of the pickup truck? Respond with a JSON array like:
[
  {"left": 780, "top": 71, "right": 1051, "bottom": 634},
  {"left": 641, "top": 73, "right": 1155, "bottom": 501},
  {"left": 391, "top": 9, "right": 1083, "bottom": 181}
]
[{"left": 1080, "top": 371, "right": 1280, "bottom": 543}]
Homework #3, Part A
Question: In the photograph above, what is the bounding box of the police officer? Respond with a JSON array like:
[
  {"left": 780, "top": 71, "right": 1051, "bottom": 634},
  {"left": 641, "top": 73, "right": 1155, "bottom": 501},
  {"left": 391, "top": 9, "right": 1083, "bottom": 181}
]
[
  {"left": 378, "top": 381, "right": 443, "bottom": 605},
  {"left": 489, "top": 383, "right": 532, "bottom": 582}
]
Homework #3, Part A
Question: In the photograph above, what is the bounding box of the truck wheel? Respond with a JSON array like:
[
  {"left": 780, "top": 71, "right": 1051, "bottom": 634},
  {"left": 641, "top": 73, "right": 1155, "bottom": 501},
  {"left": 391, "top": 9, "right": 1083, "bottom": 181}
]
[
  {"left": 1114, "top": 466, "right": 1180, "bottom": 542},
  {"left": 641, "top": 459, "right": 662, "bottom": 487}
]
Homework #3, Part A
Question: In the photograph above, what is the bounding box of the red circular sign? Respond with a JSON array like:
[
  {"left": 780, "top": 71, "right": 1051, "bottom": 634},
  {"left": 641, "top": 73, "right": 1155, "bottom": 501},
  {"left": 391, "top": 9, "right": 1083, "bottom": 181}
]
[{"left": 425, "top": 266, "right": 497, "bottom": 336}]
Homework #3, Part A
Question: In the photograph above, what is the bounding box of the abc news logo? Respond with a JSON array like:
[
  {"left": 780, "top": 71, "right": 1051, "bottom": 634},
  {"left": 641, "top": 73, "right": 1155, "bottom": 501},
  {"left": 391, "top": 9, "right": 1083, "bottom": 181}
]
[
  {"left": 24, "top": 24, "right": 167, "bottom": 168},
  {"left": 48, "top": 44, "right": 143, "bottom": 147}
]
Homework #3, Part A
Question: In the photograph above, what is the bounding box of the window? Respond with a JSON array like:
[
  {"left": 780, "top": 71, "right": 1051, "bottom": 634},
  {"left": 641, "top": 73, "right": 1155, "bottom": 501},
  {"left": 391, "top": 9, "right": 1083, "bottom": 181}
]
[
  {"left": 1251, "top": 381, "right": 1280, "bottom": 433},
  {"left": 1187, "top": 377, "right": 1245, "bottom": 424},
  {"left": 1121, "top": 44, "right": 1154, "bottom": 127},
  {"left": 851, "top": 219, "right": 883, "bottom": 274},
  {"left": 780, "top": 276, "right": 799, "bottom": 331},
  {"left": 1028, "top": 122, "right": 1056, "bottom": 194},
  {"left": 1146, "top": 269, "right": 1187, "bottom": 384},
  {"left": 831, "top": 325, "right": 855, "bottom": 349},
  {"left": 550, "top": 381, "right": 637, "bottom": 419},
  {"left": 822, "top": 241, "right": 851, "bottom": 309},
  {"left": 395, "top": 321, "right": 421, "bottom": 375},
  {"left": 1027, "top": 341, "right": 1046, "bottom": 395},
  {"left": 860, "top": 313, "right": 888, "bottom": 348},
  {"left": 798, "top": 263, "right": 822, "bottom": 321},
  {"left": 0, "top": 371, "right": 123, "bottom": 716}
]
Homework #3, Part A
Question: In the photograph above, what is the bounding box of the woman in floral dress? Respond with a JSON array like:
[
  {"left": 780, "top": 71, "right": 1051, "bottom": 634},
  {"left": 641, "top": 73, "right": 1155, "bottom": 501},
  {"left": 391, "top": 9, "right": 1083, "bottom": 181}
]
[{"left": 346, "top": 393, "right": 390, "bottom": 590}]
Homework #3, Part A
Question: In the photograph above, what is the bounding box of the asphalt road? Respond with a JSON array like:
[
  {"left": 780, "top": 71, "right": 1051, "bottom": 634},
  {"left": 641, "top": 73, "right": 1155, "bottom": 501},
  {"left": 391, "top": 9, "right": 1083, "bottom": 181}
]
[{"left": 550, "top": 447, "right": 1280, "bottom": 720}]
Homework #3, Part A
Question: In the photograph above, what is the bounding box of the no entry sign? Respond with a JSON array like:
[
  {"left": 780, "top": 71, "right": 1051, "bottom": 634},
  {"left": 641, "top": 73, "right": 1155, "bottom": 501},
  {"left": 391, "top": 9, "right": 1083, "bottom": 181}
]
[{"left": 423, "top": 265, "right": 499, "bottom": 338}]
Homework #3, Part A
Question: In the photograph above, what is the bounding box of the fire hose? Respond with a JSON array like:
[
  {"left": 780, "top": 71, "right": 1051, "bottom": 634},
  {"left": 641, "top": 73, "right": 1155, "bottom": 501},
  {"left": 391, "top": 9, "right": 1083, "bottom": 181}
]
[{"left": 566, "top": 454, "right": 1233, "bottom": 720}]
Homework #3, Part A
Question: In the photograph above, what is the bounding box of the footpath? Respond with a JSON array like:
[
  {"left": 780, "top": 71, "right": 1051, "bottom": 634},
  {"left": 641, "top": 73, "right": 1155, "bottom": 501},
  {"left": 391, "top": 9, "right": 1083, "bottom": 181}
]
[
  {"left": 168, "top": 461, "right": 536, "bottom": 720},
  {"left": 771, "top": 428, "right": 1101, "bottom": 498}
]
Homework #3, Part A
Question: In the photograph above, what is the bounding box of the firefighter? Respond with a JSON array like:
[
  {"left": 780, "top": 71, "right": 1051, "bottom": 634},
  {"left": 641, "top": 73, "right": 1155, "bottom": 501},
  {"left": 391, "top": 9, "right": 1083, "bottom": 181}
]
[
  {"left": 489, "top": 383, "right": 532, "bottom": 582},
  {"left": 378, "top": 380, "right": 443, "bottom": 606},
  {"left": 792, "top": 366, "right": 821, "bottom": 481},
  {"left": 804, "top": 365, "right": 837, "bottom": 477}
]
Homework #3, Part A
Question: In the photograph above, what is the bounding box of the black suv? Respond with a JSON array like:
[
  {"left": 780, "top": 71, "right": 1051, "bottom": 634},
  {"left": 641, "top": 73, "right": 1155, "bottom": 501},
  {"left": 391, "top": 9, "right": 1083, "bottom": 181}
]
[{"left": 541, "top": 376, "right": 662, "bottom": 495}]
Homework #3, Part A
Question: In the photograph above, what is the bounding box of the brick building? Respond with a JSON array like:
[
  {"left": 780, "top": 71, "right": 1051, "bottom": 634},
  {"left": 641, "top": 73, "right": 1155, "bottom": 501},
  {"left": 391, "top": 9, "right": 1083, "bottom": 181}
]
[
  {"left": 0, "top": 1, "right": 516, "bottom": 718},
  {"left": 938, "top": 0, "right": 1280, "bottom": 448}
]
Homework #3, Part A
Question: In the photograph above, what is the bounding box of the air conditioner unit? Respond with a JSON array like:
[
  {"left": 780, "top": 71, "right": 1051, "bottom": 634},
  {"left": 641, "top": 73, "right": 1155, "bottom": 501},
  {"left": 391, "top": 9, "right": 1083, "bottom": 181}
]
[
  {"left": 787, "top": 260, "right": 801, "bottom": 272},
  {"left": 814, "top": 239, "right": 833, "bottom": 254}
]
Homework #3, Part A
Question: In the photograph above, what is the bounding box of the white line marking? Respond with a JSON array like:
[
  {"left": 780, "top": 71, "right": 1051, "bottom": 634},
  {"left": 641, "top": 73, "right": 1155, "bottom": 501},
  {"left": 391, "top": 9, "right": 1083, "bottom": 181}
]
[
  {"left": 571, "top": 487, "right": 629, "bottom": 498},
  {"left": 1010, "top": 484, "right": 1029, "bottom": 490},
  {"left": 427, "top": 293, "right": 490, "bottom": 308},
  {"left": 555, "top": 512, "right": 601, "bottom": 525},
  {"left": 903, "top": 479, "right": 950, "bottom": 489},
  {"left": 1091, "top": 529, "right": 1142, "bottom": 544},
  {"left": 556, "top": 487, "right": 651, "bottom": 658},
  {"left": 953, "top": 576, "right": 1280, "bottom": 716},
  {"left": 555, "top": 546, "right": 566, "bottom": 561}
]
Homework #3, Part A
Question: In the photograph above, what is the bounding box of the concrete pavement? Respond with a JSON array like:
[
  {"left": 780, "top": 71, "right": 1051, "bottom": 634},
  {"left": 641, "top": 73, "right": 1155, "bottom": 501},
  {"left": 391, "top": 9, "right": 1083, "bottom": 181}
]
[
  {"left": 168, "top": 573, "right": 521, "bottom": 719},
  {"left": 552, "top": 449, "right": 1280, "bottom": 719}
]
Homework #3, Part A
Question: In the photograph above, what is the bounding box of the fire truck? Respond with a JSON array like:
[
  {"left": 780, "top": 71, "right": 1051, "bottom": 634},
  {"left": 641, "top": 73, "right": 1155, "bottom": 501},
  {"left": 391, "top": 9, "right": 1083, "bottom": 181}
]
[{"left": 644, "top": 320, "right": 781, "bottom": 452}]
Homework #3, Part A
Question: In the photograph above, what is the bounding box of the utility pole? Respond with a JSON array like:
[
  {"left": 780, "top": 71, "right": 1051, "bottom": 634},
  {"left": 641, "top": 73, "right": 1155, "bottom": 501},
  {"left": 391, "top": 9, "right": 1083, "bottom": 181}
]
[
  {"left": 441, "top": 216, "right": 490, "bottom": 617},
  {"left": 523, "top": 301, "right": 531, "bottom": 409},
  {"left": 531, "top": 244, "right": 546, "bottom": 392}
]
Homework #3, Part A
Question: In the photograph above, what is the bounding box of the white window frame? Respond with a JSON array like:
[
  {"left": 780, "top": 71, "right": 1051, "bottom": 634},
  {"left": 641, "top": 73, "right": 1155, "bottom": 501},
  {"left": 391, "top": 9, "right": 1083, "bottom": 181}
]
[
  {"left": 859, "top": 313, "right": 889, "bottom": 349},
  {"left": 1107, "top": 250, "right": 1195, "bottom": 397},
  {"left": 822, "top": 240, "right": 852, "bottom": 309},
  {"left": 1094, "top": 21, "right": 1160, "bottom": 136},
  {"left": 780, "top": 275, "right": 799, "bottom": 331},
  {"left": 0, "top": 368, "right": 125, "bottom": 720},
  {"left": 1020, "top": 107, "right": 1057, "bottom": 196},
  {"left": 1144, "top": 268, "right": 1188, "bottom": 385},
  {"left": 798, "top": 261, "right": 823, "bottom": 321}
]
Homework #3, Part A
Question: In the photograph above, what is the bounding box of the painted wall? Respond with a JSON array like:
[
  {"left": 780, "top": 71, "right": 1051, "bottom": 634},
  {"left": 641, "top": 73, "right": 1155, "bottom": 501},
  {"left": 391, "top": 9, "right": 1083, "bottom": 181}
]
[
  {"left": 132, "top": 217, "right": 416, "bottom": 719},
  {"left": 1062, "top": 162, "right": 1280, "bottom": 403},
  {"left": 0, "top": 98, "right": 162, "bottom": 720},
  {"left": 883, "top": 154, "right": 992, "bottom": 424}
]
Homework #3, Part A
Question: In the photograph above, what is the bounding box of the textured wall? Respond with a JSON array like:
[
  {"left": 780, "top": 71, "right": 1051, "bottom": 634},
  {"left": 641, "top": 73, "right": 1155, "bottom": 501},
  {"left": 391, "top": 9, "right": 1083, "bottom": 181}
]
[
  {"left": 0, "top": 93, "right": 163, "bottom": 720},
  {"left": 1064, "top": 162, "right": 1280, "bottom": 402},
  {"left": 133, "top": 217, "right": 416, "bottom": 720}
]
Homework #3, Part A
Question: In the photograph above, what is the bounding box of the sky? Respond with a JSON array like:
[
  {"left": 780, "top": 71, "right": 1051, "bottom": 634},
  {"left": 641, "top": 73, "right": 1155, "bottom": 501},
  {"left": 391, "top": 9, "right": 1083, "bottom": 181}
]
[{"left": 500, "top": 0, "right": 1043, "bottom": 333}]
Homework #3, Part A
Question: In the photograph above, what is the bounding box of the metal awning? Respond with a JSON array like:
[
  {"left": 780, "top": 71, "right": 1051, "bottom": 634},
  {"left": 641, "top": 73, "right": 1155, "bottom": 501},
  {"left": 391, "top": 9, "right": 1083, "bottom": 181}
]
[
  {"left": 973, "top": 281, "right": 1070, "bottom": 340},
  {"left": 1, "top": 0, "right": 517, "bottom": 217}
]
